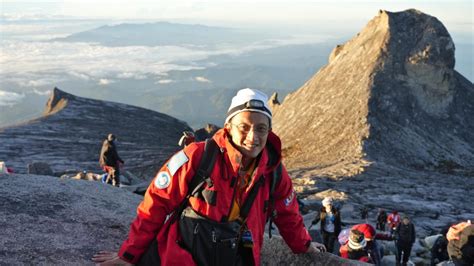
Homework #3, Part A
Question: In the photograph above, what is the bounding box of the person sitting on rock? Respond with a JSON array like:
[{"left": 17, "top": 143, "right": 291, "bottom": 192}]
[
  {"left": 92, "top": 88, "right": 326, "bottom": 265},
  {"left": 430, "top": 225, "right": 449, "bottom": 266},
  {"left": 339, "top": 229, "right": 372, "bottom": 263},
  {"left": 447, "top": 220, "right": 473, "bottom": 266},
  {"left": 99, "top": 133, "right": 124, "bottom": 187},
  {"left": 387, "top": 210, "right": 401, "bottom": 236},
  {"left": 394, "top": 215, "right": 416, "bottom": 266},
  {"left": 376, "top": 208, "right": 387, "bottom": 231}
]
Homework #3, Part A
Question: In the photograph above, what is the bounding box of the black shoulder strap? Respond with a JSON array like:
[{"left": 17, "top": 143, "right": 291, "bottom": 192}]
[
  {"left": 270, "top": 163, "right": 282, "bottom": 196},
  {"left": 239, "top": 175, "right": 265, "bottom": 221},
  {"left": 268, "top": 163, "right": 282, "bottom": 238},
  {"left": 171, "top": 138, "right": 219, "bottom": 223},
  {"left": 187, "top": 138, "right": 219, "bottom": 195}
]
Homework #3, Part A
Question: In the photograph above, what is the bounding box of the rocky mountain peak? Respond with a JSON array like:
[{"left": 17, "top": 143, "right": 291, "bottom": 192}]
[
  {"left": 272, "top": 9, "right": 474, "bottom": 173},
  {"left": 44, "top": 87, "right": 76, "bottom": 115}
]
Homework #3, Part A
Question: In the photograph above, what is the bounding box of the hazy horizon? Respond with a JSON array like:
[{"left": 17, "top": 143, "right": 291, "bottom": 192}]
[{"left": 1, "top": 0, "right": 472, "bottom": 128}]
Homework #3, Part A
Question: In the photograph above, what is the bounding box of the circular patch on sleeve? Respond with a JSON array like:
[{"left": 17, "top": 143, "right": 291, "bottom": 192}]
[{"left": 154, "top": 171, "right": 171, "bottom": 189}]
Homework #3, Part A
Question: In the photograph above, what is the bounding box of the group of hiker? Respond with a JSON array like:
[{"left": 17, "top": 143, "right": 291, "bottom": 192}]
[
  {"left": 92, "top": 88, "right": 473, "bottom": 266},
  {"left": 309, "top": 199, "right": 414, "bottom": 265},
  {"left": 310, "top": 199, "right": 473, "bottom": 266}
]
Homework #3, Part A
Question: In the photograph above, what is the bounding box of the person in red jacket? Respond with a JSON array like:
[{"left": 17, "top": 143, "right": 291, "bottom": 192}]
[
  {"left": 339, "top": 229, "right": 371, "bottom": 263},
  {"left": 387, "top": 210, "right": 401, "bottom": 235},
  {"left": 92, "top": 88, "right": 326, "bottom": 265}
]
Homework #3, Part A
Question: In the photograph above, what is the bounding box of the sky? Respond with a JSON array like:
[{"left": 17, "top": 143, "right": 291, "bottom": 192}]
[{"left": 1, "top": 1, "right": 472, "bottom": 30}]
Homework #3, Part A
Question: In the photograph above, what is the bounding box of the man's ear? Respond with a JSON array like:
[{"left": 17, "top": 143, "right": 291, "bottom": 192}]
[{"left": 224, "top": 123, "right": 232, "bottom": 131}]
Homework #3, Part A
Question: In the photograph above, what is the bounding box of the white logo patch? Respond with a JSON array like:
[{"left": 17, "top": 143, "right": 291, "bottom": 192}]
[
  {"left": 154, "top": 171, "right": 171, "bottom": 189},
  {"left": 284, "top": 190, "right": 295, "bottom": 206},
  {"left": 167, "top": 150, "right": 189, "bottom": 176}
]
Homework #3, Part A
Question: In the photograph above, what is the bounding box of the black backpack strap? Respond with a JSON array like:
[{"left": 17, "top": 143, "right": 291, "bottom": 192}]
[
  {"left": 171, "top": 138, "right": 220, "bottom": 224},
  {"left": 239, "top": 175, "right": 265, "bottom": 221},
  {"left": 268, "top": 163, "right": 282, "bottom": 238}
]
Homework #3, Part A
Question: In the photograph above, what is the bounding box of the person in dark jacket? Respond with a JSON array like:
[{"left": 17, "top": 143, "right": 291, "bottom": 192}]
[
  {"left": 99, "top": 133, "right": 124, "bottom": 187},
  {"left": 376, "top": 208, "right": 387, "bottom": 231},
  {"left": 431, "top": 234, "right": 449, "bottom": 265},
  {"left": 360, "top": 206, "right": 369, "bottom": 221},
  {"left": 311, "top": 197, "right": 342, "bottom": 253},
  {"left": 394, "top": 215, "right": 416, "bottom": 266}
]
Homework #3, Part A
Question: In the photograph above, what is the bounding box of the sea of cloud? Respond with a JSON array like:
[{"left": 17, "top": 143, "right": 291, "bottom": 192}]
[{"left": 0, "top": 19, "right": 331, "bottom": 108}]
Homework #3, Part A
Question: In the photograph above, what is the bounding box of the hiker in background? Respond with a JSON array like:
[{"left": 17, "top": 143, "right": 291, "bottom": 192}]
[
  {"left": 311, "top": 197, "right": 342, "bottom": 253},
  {"left": 339, "top": 229, "right": 372, "bottom": 263},
  {"left": 351, "top": 223, "right": 392, "bottom": 265},
  {"left": 394, "top": 215, "right": 416, "bottom": 266},
  {"left": 376, "top": 208, "right": 387, "bottom": 231},
  {"left": 178, "top": 131, "right": 195, "bottom": 147},
  {"left": 92, "top": 88, "right": 326, "bottom": 265},
  {"left": 360, "top": 206, "right": 369, "bottom": 221},
  {"left": 430, "top": 225, "right": 450, "bottom": 266},
  {"left": 447, "top": 220, "right": 473, "bottom": 266},
  {"left": 387, "top": 210, "right": 401, "bottom": 236},
  {"left": 99, "top": 133, "right": 124, "bottom": 187}
]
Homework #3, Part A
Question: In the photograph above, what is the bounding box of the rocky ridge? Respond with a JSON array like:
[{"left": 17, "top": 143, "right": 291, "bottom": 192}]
[{"left": 0, "top": 88, "right": 192, "bottom": 178}]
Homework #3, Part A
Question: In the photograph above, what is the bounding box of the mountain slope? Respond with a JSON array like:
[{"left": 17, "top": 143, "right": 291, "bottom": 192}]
[
  {"left": 0, "top": 88, "right": 191, "bottom": 177},
  {"left": 272, "top": 9, "right": 474, "bottom": 174}
]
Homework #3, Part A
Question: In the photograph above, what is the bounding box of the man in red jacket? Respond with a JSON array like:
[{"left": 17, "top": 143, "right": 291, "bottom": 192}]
[{"left": 93, "top": 88, "right": 326, "bottom": 265}]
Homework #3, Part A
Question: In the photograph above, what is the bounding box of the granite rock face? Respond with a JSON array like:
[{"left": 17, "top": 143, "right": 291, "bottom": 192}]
[
  {"left": 0, "top": 174, "right": 143, "bottom": 265},
  {"left": 0, "top": 88, "right": 192, "bottom": 178},
  {"left": 272, "top": 9, "right": 474, "bottom": 241},
  {"left": 272, "top": 9, "right": 474, "bottom": 173}
]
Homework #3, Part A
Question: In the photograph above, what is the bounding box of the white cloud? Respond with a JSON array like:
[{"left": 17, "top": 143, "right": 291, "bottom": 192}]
[
  {"left": 68, "top": 71, "right": 91, "bottom": 80},
  {"left": 195, "top": 76, "right": 211, "bottom": 83},
  {"left": 0, "top": 23, "right": 337, "bottom": 93},
  {"left": 98, "top": 78, "right": 114, "bottom": 85},
  {"left": 32, "top": 88, "right": 51, "bottom": 96},
  {"left": 156, "top": 79, "right": 174, "bottom": 84},
  {"left": 117, "top": 72, "right": 147, "bottom": 79},
  {"left": 0, "top": 90, "right": 25, "bottom": 106}
]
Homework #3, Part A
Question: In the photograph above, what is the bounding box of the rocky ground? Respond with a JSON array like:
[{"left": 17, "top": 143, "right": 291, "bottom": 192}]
[{"left": 0, "top": 173, "right": 366, "bottom": 265}]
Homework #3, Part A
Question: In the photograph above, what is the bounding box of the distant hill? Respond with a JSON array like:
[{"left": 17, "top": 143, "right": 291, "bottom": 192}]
[
  {"left": 273, "top": 9, "right": 474, "bottom": 174},
  {"left": 53, "top": 21, "right": 276, "bottom": 46},
  {"left": 0, "top": 88, "right": 192, "bottom": 177}
]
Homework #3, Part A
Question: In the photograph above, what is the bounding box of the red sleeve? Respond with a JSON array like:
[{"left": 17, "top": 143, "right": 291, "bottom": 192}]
[
  {"left": 118, "top": 143, "right": 203, "bottom": 264},
  {"left": 339, "top": 244, "right": 349, "bottom": 258},
  {"left": 272, "top": 164, "right": 312, "bottom": 253}
]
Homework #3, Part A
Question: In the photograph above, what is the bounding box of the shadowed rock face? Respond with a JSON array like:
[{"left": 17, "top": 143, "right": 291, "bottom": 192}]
[
  {"left": 272, "top": 9, "right": 474, "bottom": 173},
  {"left": 0, "top": 174, "right": 367, "bottom": 265},
  {"left": 0, "top": 88, "right": 192, "bottom": 178}
]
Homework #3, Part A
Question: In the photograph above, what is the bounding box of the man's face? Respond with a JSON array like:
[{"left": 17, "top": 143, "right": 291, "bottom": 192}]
[
  {"left": 403, "top": 218, "right": 410, "bottom": 225},
  {"left": 225, "top": 111, "right": 270, "bottom": 159}
]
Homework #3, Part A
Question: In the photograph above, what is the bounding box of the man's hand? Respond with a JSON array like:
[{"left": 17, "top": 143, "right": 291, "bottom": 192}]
[
  {"left": 306, "top": 242, "right": 326, "bottom": 254},
  {"left": 91, "top": 251, "right": 132, "bottom": 266}
]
